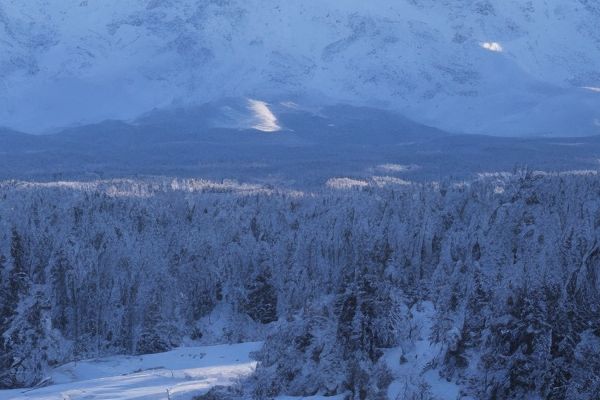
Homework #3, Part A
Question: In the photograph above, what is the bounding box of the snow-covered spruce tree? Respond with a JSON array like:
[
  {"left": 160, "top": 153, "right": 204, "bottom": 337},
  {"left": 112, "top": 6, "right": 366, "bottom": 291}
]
[
  {"left": 0, "top": 251, "right": 13, "bottom": 387},
  {"left": 137, "top": 290, "right": 170, "bottom": 355},
  {"left": 49, "top": 250, "right": 74, "bottom": 335},
  {"left": 250, "top": 265, "right": 404, "bottom": 399},
  {"left": 335, "top": 272, "right": 396, "bottom": 400},
  {"left": 0, "top": 229, "right": 65, "bottom": 387},
  {"left": 2, "top": 290, "right": 63, "bottom": 388},
  {"left": 244, "top": 270, "right": 278, "bottom": 325},
  {"left": 0, "top": 229, "right": 30, "bottom": 387}
]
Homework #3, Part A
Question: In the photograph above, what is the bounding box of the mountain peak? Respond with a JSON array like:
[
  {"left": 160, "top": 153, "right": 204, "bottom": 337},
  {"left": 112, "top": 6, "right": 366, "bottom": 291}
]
[{"left": 1, "top": 0, "right": 599, "bottom": 136}]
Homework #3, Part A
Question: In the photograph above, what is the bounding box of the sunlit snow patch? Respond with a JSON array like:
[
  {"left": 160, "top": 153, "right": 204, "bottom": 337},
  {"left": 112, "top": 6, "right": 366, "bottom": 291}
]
[
  {"left": 326, "top": 177, "right": 369, "bottom": 189},
  {"left": 280, "top": 101, "right": 300, "bottom": 109},
  {"left": 0, "top": 342, "right": 262, "bottom": 400},
  {"left": 377, "top": 163, "right": 411, "bottom": 173},
  {"left": 247, "top": 99, "right": 281, "bottom": 132},
  {"left": 480, "top": 41, "right": 503, "bottom": 52},
  {"left": 373, "top": 176, "right": 411, "bottom": 187}
]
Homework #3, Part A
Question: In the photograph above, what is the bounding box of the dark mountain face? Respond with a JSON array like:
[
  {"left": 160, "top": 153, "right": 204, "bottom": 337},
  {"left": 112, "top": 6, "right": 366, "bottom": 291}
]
[{"left": 2, "top": 103, "right": 599, "bottom": 186}]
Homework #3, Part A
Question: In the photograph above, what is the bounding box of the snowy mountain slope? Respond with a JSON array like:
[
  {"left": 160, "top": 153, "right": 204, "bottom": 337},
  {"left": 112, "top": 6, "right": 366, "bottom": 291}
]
[
  {"left": 0, "top": 0, "right": 599, "bottom": 136},
  {"left": 0, "top": 342, "right": 262, "bottom": 400}
]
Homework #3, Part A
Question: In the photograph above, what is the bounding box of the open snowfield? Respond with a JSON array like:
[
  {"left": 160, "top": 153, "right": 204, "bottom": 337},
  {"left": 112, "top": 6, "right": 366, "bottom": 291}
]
[{"left": 0, "top": 342, "right": 262, "bottom": 400}]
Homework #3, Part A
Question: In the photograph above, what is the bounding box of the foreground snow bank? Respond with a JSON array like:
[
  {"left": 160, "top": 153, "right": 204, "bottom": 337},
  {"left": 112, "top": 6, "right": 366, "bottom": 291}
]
[{"left": 0, "top": 342, "right": 262, "bottom": 400}]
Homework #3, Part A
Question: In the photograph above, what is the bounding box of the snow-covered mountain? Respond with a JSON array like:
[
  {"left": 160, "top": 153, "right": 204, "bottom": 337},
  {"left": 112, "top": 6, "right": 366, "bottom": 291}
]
[{"left": 1, "top": 0, "right": 599, "bottom": 136}]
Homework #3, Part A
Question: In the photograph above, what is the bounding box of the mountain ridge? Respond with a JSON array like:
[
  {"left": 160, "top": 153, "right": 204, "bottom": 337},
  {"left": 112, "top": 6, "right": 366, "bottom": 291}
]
[
  {"left": 1, "top": 0, "right": 599, "bottom": 136},
  {"left": 1, "top": 102, "right": 600, "bottom": 186}
]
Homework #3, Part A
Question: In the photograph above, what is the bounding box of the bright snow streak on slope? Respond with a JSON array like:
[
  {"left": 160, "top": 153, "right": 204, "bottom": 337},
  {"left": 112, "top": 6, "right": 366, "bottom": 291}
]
[
  {"left": 480, "top": 42, "right": 503, "bottom": 52},
  {"left": 247, "top": 99, "right": 281, "bottom": 132}
]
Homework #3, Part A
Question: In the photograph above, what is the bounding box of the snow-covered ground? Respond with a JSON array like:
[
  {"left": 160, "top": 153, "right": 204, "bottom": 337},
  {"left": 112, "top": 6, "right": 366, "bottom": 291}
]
[
  {"left": 384, "top": 302, "right": 461, "bottom": 400},
  {"left": 0, "top": 342, "right": 262, "bottom": 400},
  {"left": 0, "top": 341, "right": 351, "bottom": 400}
]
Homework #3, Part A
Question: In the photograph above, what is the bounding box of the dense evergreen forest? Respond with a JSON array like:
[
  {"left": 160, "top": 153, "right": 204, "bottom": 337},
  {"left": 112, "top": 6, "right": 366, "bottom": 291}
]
[{"left": 1, "top": 172, "right": 599, "bottom": 399}]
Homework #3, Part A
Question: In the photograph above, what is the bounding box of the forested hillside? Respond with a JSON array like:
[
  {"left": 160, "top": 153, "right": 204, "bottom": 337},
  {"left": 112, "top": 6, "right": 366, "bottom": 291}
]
[{"left": 1, "top": 173, "right": 599, "bottom": 399}]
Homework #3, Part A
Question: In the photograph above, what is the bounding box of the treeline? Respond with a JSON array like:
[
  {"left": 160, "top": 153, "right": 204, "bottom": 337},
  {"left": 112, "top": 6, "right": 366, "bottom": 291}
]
[{"left": 0, "top": 173, "right": 599, "bottom": 399}]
